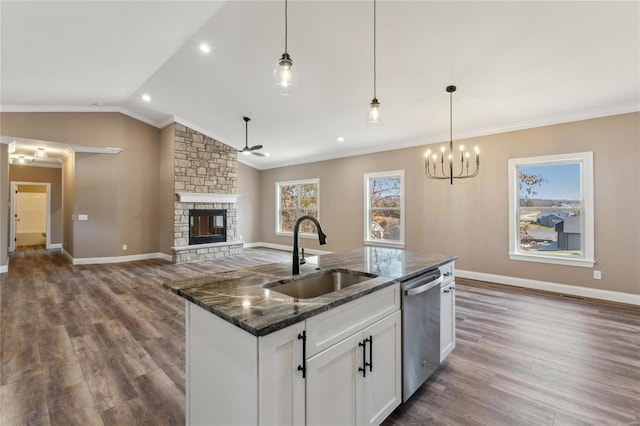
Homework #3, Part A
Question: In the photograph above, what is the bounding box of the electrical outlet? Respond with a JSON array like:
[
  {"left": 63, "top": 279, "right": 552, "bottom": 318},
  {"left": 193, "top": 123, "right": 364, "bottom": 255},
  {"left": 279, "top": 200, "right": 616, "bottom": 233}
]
[
  {"left": 122, "top": 244, "right": 128, "bottom": 251},
  {"left": 593, "top": 270, "right": 601, "bottom": 280}
]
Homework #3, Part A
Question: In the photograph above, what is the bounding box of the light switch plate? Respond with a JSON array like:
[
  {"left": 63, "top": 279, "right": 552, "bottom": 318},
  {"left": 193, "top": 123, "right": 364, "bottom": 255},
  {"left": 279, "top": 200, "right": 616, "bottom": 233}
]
[
  {"left": 593, "top": 270, "right": 601, "bottom": 280},
  {"left": 78, "top": 214, "right": 88, "bottom": 221}
]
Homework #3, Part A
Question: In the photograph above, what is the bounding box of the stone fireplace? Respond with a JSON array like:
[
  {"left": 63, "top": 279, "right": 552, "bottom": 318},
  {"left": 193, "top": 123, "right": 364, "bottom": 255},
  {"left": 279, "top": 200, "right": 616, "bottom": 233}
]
[{"left": 171, "top": 124, "right": 243, "bottom": 263}]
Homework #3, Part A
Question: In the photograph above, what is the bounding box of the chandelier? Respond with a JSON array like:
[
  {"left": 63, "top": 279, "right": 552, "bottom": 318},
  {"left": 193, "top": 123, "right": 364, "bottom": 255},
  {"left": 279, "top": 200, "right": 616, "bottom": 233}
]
[{"left": 424, "top": 85, "right": 480, "bottom": 184}]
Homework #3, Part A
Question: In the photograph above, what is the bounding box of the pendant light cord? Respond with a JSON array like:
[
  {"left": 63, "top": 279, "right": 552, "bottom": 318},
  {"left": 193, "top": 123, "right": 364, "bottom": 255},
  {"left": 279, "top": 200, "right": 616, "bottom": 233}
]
[
  {"left": 449, "top": 90, "right": 453, "bottom": 151},
  {"left": 373, "top": 0, "right": 377, "bottom": 99},
  {"left": 284, "top": 0, "right": 288, "bottom": 54}
]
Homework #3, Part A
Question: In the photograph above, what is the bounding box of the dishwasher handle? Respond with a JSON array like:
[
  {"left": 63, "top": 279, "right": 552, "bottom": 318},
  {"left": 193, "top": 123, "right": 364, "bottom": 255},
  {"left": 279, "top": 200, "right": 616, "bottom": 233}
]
[{"left": 403, "top": 272, "right": 443, "bottom": 296}]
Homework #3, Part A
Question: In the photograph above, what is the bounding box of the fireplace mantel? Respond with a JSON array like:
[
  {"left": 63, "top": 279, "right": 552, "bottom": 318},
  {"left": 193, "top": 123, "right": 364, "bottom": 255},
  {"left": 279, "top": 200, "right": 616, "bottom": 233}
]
[{"left": 176, "top": 192, "right": 240, "bottom": 203}]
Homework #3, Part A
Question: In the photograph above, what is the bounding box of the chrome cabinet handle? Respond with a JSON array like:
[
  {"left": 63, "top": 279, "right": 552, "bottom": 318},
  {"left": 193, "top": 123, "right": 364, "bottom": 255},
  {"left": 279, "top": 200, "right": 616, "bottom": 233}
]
[{"left": 404, "top": 274, "right": 444, "bottom": 296}]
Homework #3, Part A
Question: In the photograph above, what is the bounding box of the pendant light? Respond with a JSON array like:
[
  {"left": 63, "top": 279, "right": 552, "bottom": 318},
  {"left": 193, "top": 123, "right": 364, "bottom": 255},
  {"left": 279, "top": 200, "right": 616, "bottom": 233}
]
[
  {"left": 424, "top": 85, "right": 480, "bottom": 184},
  {"left": 367, "top": 0, "right": 381, "bottom": 125},
  {"left": 273, "top": 0, "right": 297, "bottom": 95}
]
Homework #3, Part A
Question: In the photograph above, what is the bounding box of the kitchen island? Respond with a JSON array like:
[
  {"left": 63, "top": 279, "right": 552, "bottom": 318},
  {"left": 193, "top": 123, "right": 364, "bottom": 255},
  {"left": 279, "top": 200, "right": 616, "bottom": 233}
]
[{"left": 164, "top": 247, "right": 456, "bottom": 425}]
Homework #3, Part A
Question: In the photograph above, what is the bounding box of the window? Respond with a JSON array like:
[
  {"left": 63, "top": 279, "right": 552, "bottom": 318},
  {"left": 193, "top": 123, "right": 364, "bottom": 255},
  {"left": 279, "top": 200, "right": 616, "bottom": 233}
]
[
  {"left": 276, "top": 179, "right": 319, "bottom": 236},
  {"left": 508, "top": 152, "right": 594, "bottom": 267},
  {"left": 364, "top": 170, "right": 404, "bottom": 247}
]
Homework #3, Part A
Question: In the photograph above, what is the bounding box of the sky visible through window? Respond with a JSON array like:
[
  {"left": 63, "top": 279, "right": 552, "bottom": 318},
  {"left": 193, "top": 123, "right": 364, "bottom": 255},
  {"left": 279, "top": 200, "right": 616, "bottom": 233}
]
[{"left": 519, "top": 163, "right": 581, "bottom": 200}]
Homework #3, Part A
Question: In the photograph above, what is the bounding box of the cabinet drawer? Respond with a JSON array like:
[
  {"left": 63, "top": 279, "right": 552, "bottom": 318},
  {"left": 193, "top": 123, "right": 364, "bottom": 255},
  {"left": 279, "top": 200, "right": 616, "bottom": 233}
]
[
  {"left": 439, "top": 261, "right": 455, "bottom": 285},
  {"left": 305, "top": 283, "right": 400, "bottom": 358}
]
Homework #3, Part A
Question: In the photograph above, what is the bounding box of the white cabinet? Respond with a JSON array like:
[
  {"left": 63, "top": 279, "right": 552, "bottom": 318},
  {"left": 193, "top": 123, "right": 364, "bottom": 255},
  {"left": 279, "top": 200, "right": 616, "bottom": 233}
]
[
  {"left": 306, "top": 330, "right": 363, "bottom": 425},
  {"left": 362, "top": 310, "right": 402, "bottom": 425},
  {"left": 439, "top": 261, "right": 456, "bottom": 362},
  {"left": 186, "top": 302, "right": 305, "bottom": 426},
  {"left": 186, "top": 282, "right": 401, "bottom": 426},
  {"left": 259, "top": 322, "right": 306, "bottom": 425},
  {"left": 306, "top": 310, "right": 402, "bottom": 426}
]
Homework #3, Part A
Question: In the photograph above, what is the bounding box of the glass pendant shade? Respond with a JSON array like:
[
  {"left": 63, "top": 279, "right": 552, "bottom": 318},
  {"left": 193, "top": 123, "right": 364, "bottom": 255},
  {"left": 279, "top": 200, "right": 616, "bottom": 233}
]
[
  {"left": 273, "top": 53, "right": 297, "bottom": 95},
  {"left": 367, "top": 98, "right": 382, "bottom": 125}
]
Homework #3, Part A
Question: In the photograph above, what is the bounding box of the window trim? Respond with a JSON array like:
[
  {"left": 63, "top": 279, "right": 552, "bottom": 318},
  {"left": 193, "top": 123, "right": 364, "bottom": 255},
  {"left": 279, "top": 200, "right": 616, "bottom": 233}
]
[
  {"left": 363, "top": 170, "right": 405, "bottom": 248},
  {"left": 275, "top": 178, "right": 320, "bottom": 238},
  {"left": 508, "top": 152, "right": 594, "bottom": 268}
]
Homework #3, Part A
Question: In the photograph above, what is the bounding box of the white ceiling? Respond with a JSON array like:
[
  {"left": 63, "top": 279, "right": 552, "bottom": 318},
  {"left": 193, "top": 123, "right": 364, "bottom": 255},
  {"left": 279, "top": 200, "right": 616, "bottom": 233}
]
[{"left": 2, "top": 1, "right": 638, "bottom": 170}]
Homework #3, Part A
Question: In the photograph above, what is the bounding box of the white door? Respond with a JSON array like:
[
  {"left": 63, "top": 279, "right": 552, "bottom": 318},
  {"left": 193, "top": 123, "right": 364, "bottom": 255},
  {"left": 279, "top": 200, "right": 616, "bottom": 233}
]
[
  {"left": 10, "top": 182, "right": 51, "bottom": 251},
  {"left": 362, "top": 311, "right": 402, "bottom": 426},
  {"left": 306, "top": 332, "right": 364, "bottom": 426},
  {"left": 259, "top": 322, "right": 306, "bottom": 426}
]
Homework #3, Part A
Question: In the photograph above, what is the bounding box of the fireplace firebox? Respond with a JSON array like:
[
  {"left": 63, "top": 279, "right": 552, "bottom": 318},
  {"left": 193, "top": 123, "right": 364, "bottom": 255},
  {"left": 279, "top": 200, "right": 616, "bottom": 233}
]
[{"left": 189, "top": 209, "right": 227, "bottom": 245}]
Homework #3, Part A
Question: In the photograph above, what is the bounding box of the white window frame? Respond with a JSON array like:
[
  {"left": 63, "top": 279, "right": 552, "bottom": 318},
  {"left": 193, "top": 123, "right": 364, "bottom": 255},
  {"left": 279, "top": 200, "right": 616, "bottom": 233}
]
[
  {"left": 364, "top": 170, "right": 405, "bottom": 248},
  {"left": 508, "top": 152, "right": 594, "bottom": 268},
  {"left": 275, "top": 178, "right": 320, "bottom": 238}
]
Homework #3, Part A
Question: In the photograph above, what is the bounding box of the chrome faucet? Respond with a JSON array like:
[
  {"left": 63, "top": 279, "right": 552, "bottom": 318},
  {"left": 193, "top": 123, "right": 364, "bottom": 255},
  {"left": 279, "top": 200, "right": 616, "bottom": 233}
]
[{"left": 292, "top": 215, "right": 327, "bottom": 275}]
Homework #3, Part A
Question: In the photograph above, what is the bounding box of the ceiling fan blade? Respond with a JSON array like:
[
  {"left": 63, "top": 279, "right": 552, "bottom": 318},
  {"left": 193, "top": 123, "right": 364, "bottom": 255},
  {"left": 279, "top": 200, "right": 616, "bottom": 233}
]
[
  {"left": 249, "top": 144, "right": 263, "bottom": 151},
  {"left": 252, "top": 151, "right": 266, "bottom": 157}
]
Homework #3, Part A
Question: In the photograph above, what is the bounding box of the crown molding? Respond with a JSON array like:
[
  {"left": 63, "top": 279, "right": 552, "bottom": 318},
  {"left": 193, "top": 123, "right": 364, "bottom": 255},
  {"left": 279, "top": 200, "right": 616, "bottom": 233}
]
[
  {"left": 257, "top": 104, "right": 640, "bottom": 170},
  {"left": 0, "top": 104, "right": 162, "bottom": 128}
]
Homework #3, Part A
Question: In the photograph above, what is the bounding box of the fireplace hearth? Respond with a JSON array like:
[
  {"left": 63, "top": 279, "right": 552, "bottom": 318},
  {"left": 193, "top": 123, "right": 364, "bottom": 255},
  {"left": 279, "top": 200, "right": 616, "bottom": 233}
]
[{"left": 189, "top": 209, "right": 227, "bottom": 245}]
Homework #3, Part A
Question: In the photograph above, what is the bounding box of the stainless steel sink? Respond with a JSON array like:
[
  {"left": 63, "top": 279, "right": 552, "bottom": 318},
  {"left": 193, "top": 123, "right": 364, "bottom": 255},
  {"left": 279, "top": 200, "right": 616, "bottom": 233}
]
[{"left": 264, "top": 269, "right": 378, "bottom": 299}]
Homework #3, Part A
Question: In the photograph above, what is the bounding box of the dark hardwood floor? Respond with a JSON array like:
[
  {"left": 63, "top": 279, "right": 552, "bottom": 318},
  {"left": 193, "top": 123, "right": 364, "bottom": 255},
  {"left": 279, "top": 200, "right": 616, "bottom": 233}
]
[{"left": 1, "top": 249, "right": 638, "bottom": 425}]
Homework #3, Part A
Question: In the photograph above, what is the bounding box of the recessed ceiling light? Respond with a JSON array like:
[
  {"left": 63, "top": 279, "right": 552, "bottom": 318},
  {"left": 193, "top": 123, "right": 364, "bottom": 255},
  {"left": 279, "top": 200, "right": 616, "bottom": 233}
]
[
  {"left": 199, "top": 43, "right": 211, "bottom": 53},
  {"left": 142, "top": 94, "right": 151, "bottom": 102},
  {"left": 35, "top": 147, "right": 48, "bottom": 158},
  {"left": 337, "top": 137, "right": 345, "bottom": 142}
]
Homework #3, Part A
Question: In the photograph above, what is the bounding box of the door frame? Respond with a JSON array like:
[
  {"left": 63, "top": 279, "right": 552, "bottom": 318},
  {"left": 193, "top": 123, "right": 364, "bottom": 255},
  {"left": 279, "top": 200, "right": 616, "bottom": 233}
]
[{"left": 9, "top": 181, "right": 52, "bottom": 252}]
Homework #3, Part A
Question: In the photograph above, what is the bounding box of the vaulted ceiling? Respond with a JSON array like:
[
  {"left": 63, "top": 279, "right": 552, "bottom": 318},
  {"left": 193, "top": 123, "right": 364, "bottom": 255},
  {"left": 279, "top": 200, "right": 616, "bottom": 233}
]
[{"left": 2, "top": 1, "right": 638, "bottom": 169}]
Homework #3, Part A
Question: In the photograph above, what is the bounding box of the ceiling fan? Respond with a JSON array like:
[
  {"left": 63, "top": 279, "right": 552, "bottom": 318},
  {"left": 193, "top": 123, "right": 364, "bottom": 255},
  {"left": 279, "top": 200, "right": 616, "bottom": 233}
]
[{"left": 239, "top": 116, "right": 265, "bottom": 157}]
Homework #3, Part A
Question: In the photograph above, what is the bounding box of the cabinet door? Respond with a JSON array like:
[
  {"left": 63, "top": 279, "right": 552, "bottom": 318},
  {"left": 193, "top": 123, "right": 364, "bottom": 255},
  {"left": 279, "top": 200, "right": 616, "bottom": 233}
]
[
  {"left": 306, "top": 332, "right": 364, "bottom": 426},
  {"left": 362, "top": 310, "right": 402, "bottom": 426},
  {"left": 440, "top": 283, "right": 456, "bottom": 362},
  {"left": 259, "top": 322, "right": 306, "bottom": 426}
]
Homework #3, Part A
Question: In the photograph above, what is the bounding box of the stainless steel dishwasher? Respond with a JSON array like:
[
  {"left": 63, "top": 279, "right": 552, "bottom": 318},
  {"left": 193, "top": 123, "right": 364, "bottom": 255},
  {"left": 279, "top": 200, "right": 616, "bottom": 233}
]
[{"left": 401, "top": 268, "right": 443, "bottom": 402}]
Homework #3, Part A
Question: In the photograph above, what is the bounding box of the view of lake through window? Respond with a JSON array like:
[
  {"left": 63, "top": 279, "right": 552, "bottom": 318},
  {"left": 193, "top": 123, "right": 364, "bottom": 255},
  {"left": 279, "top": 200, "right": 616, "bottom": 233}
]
[{"left": 518, "top": 163, "right": 582, "bottom": 256}]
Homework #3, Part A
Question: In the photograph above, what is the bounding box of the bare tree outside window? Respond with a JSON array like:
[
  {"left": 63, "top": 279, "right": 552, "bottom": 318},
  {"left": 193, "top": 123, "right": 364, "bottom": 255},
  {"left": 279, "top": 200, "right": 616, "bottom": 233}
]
[
  {"left": 277, "top": 180, "right": 319, "bottom": 234},
  {"left": 365, "top": 171, "right": 404, "bottom": 245}
]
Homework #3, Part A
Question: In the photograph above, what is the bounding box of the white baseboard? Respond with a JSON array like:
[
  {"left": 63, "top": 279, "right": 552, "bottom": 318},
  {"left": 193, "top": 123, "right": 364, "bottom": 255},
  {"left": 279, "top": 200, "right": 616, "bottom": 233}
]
[
  {"left": 157, "top": 253, "right": 173, "bottom": 262},
  {"left": 243, "top": 241, "right": 332, "bottom": 256},
  {"left": 457, "top": 269, "right": 640, "bottom": 306},
  {"left": 69, "top": 252, "right": 173, "bottom": 265},
  {"left": 0, "top": 264, "right": 7, "bottom": 274},
  {"left": 48, "top": 243, "right": 62, "bottom": 249}
]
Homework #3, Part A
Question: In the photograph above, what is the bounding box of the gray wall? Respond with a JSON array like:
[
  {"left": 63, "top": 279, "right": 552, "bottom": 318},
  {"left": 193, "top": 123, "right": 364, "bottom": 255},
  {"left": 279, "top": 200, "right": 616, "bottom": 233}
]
[
  {"left": 62, "top": 152, "right": 75, "bottom": 256},
  {"left": 237, "top": 161, "right": 262, "bottom": 243},
  {"left": 1, "top": 112, "right": 161, "bottom": 259},
  {"left": 1, "top": 145, "right": 8, "bottom": 268},
  {"left": 159, "top": 123, "right": 175, "bottom": 255},
  {"left": 259, "top": 113, "right": 640, "bottom": 296}
]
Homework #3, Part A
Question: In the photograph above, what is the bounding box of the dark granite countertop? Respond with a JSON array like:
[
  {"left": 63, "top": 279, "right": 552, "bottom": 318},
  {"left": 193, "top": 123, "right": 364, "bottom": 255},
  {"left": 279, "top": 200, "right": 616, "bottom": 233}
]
[{"left": 163, "top": 247, "right": 456, "bottom": 336}]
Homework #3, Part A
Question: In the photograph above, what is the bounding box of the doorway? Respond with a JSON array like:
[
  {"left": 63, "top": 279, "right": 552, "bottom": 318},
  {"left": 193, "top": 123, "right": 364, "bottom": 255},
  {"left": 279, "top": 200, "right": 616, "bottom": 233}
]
[{"left": 9, "top": 181, "right": 51, "bottom": 251}]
